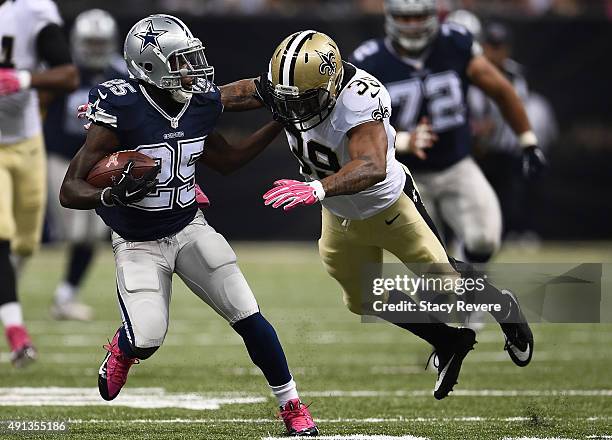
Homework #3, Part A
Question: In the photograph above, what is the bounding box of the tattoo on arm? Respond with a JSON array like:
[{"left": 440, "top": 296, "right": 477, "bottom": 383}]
[
  {"left": 320, "top": 121, "right": 388, "bottom": 197},
  {"left": 220, "top": 79, "right": 263, "bottom": 112},
  {"left": 321, "top": 154, "right": 385, "bottom": 197}
]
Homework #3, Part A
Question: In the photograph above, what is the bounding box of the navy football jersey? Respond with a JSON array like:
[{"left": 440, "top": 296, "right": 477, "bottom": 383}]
[
  {"left": 351, "top": 23, "right": 477, "bottom": 171},
  {"left": 45, "top": 56, "right": 128, "bottom": 160},
  {"left": 85, "top": 78, "right": 223, "bottom": 241}
]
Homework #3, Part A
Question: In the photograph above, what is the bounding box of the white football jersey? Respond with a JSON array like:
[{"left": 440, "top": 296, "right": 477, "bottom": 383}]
[
  {"left": 0, "top": 0, "right": 62, "bottom": 143},
  {"left": 284, "top": 65, "right": 406, "bottom": 220}
]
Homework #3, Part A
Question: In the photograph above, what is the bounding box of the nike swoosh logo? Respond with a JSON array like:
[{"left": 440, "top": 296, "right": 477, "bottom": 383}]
[
  {"left": 435, "top": 354, "right": 454, "bottom": 391},
  {"left": 385, "top": 213, "right": 400, "bottom": 225},
  {"left": 125, "top": 188, "right": 143, "bottom": 198},
  {"left": 98, "top": 90, "right": 108, "bottom": 99},
  {"left": 508, "top": 342, "right": 531, "bottom": 362}
]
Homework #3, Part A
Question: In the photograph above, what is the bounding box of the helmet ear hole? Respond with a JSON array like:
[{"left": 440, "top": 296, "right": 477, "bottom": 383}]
[{"left": 143, "top": 62, "right": 154, "bottom": 72}]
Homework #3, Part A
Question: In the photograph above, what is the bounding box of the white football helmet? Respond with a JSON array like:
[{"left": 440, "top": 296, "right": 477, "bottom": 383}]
[
  {"left": 446, "top": 9, "right": 483, "bottom": 41},
  {"left": 384, "top": 0, "right": 439, "bottom": 54},
  {"left": 71, "top": 9, "right": 118, "bottom": 70},
  {"left": 124, "top": 14, "right": 214, "bottom": 102}
]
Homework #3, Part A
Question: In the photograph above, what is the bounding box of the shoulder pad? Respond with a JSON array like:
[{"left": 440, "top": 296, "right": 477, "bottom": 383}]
[
  {"left": 25, "top": 0, "right": 62, "bottom": 29},
  {"left": 191, "top": 82, "right": 223, "bottom": 109},
  {"left": 440, "top": 23, "right": 474, "bottom": 53},
  {"left": 350, "top": 39, "right": 382, "bottom": 66},
  {"left": 332, "top": 72, "right": 392, "bottom": 132},
  {"left": 86, "top": 79, "right": 141, "bottom": 131}
]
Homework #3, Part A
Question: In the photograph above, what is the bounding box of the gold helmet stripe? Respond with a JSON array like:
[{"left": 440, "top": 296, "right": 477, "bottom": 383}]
[{"left": 281, "top": 30, "right": 317, "bottom": 87}]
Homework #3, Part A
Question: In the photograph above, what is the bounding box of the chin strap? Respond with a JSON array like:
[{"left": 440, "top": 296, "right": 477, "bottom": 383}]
[{"left": 170, "top": 89, "right": 192, "bottom": 103}]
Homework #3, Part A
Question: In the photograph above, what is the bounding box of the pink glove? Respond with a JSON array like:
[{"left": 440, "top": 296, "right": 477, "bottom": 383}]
[
  {"left": 0, "top": 68, "right": 24, "bottom": 96},
  {"left": 195, "top": 184, "right": 210, "bottom": 209},
  {"left": 77, "top": 103, "right": 91, "bottom": 130},
  {"left": 263, "top": 179, "right": 325, "bottom": 212}
]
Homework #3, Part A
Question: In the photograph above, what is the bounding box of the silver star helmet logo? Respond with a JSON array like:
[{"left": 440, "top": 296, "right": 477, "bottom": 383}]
[{"left": 134, "top": 20, "right": 168, "bottom": 54}]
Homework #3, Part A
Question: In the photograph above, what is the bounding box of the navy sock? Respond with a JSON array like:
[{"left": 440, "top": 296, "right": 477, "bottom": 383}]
[
  {"left": 117, "top": 326, "right": 158, "bottom": 359},
  {"left": 232, "top": 312, "right": 292, "bottom": 387},
  {"left": 66, "top": 243, "right": 95, "bottom": 288},
  {"left": 0, "top": 241, "right": 17, "bottom": 306}
]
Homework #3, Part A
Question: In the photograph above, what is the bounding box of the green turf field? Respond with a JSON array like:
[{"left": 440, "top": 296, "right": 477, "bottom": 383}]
[{"left": 1, "top": 242, "right": 611, "bottom": 439}]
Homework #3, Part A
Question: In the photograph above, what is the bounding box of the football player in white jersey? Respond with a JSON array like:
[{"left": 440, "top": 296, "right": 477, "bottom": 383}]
[
  {"left": 0, "top": 0, "right": 79, "bottom": 366},
  {"left": 258, "top": 31, "right": 534, "bottom": 400}
]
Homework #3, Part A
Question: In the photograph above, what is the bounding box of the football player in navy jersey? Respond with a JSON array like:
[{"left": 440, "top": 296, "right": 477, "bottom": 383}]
[
  {"left": 60, "top": 15, "right": 317, "bottom": 436},
  {"left": 45, "top": 9, "right": 127, "bottom": 322},
  {"left": 350, "top": 0, "right": 546, "bottom": 268}
]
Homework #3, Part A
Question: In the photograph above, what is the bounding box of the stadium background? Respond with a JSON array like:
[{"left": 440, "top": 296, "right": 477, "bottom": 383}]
[
  {"left": 2, "top": 2, "right": 611, "bottom": 439},
  {"left": 45, "top": 0, "right": 612, "bottom": 242}
]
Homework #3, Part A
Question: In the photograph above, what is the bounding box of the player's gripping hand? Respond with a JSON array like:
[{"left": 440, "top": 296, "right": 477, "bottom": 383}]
[
  {"left": 263, "top": 179, "right": 325, "bottom": 212},
  {"left": 0, "top": 68, "right": 31, "bottom": 97},
  {"left": 522, "top": 145, "right": 546, "bottom": 180},
  {"left": 104, "top": 161, "right": 161, "bottom": 207},
  {"left": 395, "top": 117, "right": 438, "bottom": 159}
]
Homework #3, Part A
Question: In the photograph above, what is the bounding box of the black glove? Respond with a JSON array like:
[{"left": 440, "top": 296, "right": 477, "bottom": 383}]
[
  {"left": 522, "top": 145, "right": 546, "bottom": 180},
  {"left": 109, "top": 161, "right": 160, "bottom": 207}
]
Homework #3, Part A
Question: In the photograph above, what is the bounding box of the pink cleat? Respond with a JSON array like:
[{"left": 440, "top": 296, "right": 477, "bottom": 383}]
[
  {"left": 98, "top": 328, "right": 139, "bottom": 401},
  {"left": 5, "top": 325, "right": 36, "bottom": 368},
  {"left": 195, "top": 184, "right": 210, "bottom": 209},
  {"left": 279, "top": 399, "right": 319, "bottom": 437}
]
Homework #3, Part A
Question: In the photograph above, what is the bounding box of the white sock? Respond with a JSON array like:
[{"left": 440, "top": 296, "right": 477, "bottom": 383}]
[
  {"left": 9, "top": 254, "right": 26, "bottom": 278},
  {"left": 55, "top": 282, "right": 77, "bottom": 304},
  {"left": 270, "top": 376, "right": 299, "bottom": 407},
  {"left": 0, "top": 302, "right": 24, "bottom": 328}
]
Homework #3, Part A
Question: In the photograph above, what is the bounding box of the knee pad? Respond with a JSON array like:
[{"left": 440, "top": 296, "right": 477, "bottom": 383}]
[{"left": 129, "top": 301, "right": 168, "bottom": 348}]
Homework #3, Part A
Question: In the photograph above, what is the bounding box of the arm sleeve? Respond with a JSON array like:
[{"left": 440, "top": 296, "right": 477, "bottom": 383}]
[{"left": 36, "top": 23, "right": 72, "bottom": 67}]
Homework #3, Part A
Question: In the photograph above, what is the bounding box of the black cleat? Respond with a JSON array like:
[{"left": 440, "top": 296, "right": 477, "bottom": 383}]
[
  {"left": 499, "top": 289, "right": 534, "bottom": 367},
  {"left": 431, "top": 328, "right": 476, "bottom": 400}
]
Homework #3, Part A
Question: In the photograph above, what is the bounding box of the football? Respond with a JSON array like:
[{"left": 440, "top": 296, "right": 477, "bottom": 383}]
[{"left": 86, "top": 150, "right": 157, "bottom": 188}]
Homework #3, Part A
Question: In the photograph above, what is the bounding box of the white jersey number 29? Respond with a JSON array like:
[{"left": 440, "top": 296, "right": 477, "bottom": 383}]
[{"left": 386, "top": 71, "right": 466, "bottom": 132}]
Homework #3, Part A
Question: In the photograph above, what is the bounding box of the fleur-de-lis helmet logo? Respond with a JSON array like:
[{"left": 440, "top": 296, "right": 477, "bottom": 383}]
[{"left": 316, "top": 50, "right": 337, "bottom": 76}]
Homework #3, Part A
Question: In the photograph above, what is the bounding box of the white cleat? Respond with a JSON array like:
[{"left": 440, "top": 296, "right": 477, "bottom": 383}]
[{"left": 50, "top": 300, "right": 94, "bottom": 321}]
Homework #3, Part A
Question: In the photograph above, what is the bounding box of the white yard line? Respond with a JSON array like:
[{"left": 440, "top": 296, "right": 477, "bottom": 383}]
[
  {"left": 0, "top": 388, "right": 264, "bottom": 410},
  {"left": 1, "top": 387, "right": 610, "bottom": 411}
]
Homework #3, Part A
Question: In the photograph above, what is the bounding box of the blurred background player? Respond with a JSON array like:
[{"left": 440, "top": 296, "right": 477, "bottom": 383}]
[
  {"left": 466, "top": 21, "right": 558, "bottom": 241},
  {"left": 45, "top": 9, "right": 127, "bottom": 321},
  {"left": 350, "top": 0, "right": 546, "bottom": 269},
  {"left": 0, "top": 0, "right": 78, "bottom": 366}
]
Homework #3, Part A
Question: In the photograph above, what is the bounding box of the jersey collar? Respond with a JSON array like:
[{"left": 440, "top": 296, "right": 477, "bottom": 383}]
[{"left": 139, "top": 84, "right": 190, "bottom": 129}]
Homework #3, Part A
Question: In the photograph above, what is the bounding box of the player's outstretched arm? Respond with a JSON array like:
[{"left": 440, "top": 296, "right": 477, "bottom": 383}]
[
  {"left": 320, "top": 121, "right": 388, "bottom": 197},
  {"left": 219, "top": 78, "right": 263, "bottom": 112},
  {"left": 468, "top": 55, "right": 530, "bottom": 136},
  {"left": 467, "top": 55, "right": 546, "bottom": 178},
  {"left": 200, "top": 122, "right": 284, "bottom": 175},
  {"left": 0, "top": 24, "right": 79, "bottom": 96}
]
